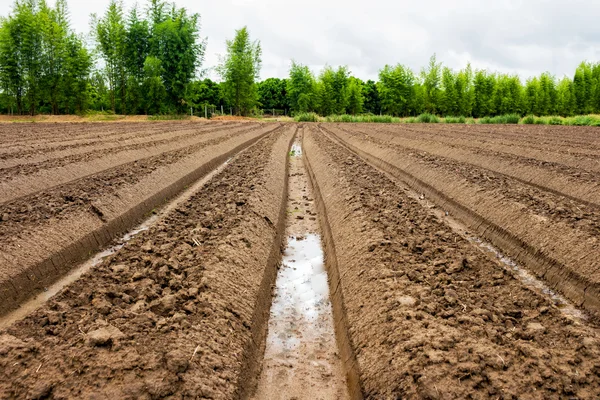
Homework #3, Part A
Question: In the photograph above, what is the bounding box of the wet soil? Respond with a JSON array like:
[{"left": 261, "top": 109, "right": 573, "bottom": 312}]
[
  {"left": 0, "top": 123, "right": 279, "bottom": 316},
  {"left": 303, "top": 126, "right": 600, "bottom": 398},
  {"left": 253, "top": 132, "right": 348, "bottom": 399},
  {"left": 324, "top": 124, "right": 600, "bottom": 317},
  {"left": 0, "top": 126, "right": 294, "bottom": 399},
  {"left": 2, "top": 122, "right": 600, "bottom": 398}
]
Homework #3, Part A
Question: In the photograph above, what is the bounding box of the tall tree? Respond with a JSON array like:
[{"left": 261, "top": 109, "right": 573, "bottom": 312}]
[
  {"left": 0, "top": 0, "right": 90, "bottom": 115},
  {"left": 149, "top": 3, "right": 205, "bottom": 112},
  {"left": 362, "top": 80, "right": 380, "bottom": 114},
  {"left": 287, "top": 61, "right": 315, "bottom": 113},
  {"left": 378, "top": 64, "right": 415, "bottom": 116},
  {"left": 92, "top": 0, "right": 126, "bottom": 113},
  {"left": 346, "top": 77, "right": 364, "bottom": 115},
  {"left": 421, "top": 54, "right": 442, "bottom": 114},
  {"left": 218, "top": 26, "right": 261, "bottom": 115},
  {"left": 316, "top": 65, "right": 349, "bottom": 116}
]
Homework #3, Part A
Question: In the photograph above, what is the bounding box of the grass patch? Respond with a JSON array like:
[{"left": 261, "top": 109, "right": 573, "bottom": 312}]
[
  {"left": 294, "top": 112, "right": 319, "bottom": 122},
  {"left": 444, "top": 116, "right": 467, "bottom": 124},
  {"left": 148, "top": 114, "right": 190, "bottom": 121},
  {"left": 415, "top": 113, "right": 440, "bottom": 123},
  {"left": 564, "top": 115, "right": 600, "bottom": 126},
  {"left": 478, "top": 113, "right": 521, "bottom": 124},
  {"left": 323, "top": 114, "right": 401, "bottom": 123}
]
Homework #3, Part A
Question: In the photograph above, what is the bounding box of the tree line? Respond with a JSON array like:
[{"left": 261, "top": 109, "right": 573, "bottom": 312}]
[
  {"left": 282, "top": 55, "right": 600, "bottom": 118},
  {"left": 1, "top": 0, "right": 599, "bottom": 118}
]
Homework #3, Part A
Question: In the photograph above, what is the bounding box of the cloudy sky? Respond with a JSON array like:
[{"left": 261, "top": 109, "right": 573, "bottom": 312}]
[{"left": 3, "top": 0, "right": 600, "bottom": 81}]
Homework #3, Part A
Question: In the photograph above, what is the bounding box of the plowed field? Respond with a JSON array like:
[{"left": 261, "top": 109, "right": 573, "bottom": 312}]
[{"left": 1, "top": 122, "right": 599, "bottom": 399}]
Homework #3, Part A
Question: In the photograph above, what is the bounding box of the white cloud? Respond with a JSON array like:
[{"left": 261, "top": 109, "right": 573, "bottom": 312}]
[{"left": 2, "top": 0, "right": 599, "bottom": 81}]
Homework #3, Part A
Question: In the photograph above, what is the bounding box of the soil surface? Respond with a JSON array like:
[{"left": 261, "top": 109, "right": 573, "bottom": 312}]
[
  {"left": 252, "top": 131, "right": 349, "bottom": 399},
  {"left": 0, "top": 125, "right": 294, "bottom": 399},
  {"left": 0, "top": 122, "right": 278, "bottom": 315},
  {"left": 1, "top": 122, "right": 600, "bottom": 399},
  {"left": 303, "top": 125, "right": 600, "bottom": 398},
  {"left": 322, "top": 123, "right": 600, "bottom": 318}
]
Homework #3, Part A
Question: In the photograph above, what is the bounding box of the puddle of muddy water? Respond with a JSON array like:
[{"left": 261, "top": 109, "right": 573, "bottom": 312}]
[
  {"left": 253, "top": 234, "right": 348, "bottom": 399},
  {"left": 253, "top": 135, "right": 348, "bottom": 399},
  {"left": 0, "top": 160, "right": 230, "bottom": 330},
  {"left": 268, "top": 234, "right": 330, "bottom": 350}
]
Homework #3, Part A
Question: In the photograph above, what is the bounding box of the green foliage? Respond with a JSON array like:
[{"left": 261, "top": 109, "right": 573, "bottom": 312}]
[
  {"left": 258, "top": 77, "right": 287, "bottom": 110},
  {"left": 444, "top": 116, "right": 466, "bottom": 123},
  {"left": 522, "top": 115, "right": 536, "bottom": 124},
  {"left": 287, "top": 61, "right": 316, "bottom": 113},
  {"left": 378, "top": 64, "right": 415, "bottom": 116},
  {"left": 316, "top": 65, "right": 350, "bottom": 116},
  {"left": 416, "top": 113, "right": 440, "bottom": 123},
  {"left": 294, "top": 112, "right": 319, "bottom": 122},
  {"left": 362, "top": 80, "right": 380, "bottom": 114},
  {"left": 323, "top": 114, "right": 400, "bottom": 123},
  {"left": 91, "top": 0, "right": 204, "bottom": 115},
  {"left": 0, "top": 0, "right": 91, "bottom": 115},
  {"left": 478, "top": 113, "right": 520, "bottom": 124},
  {"left": 564, "top": 115, "right": 600, "bottom": 126},
  {"left": 218, "top": 26, "right": 261, "bottom": 116},
  {"left": 186, "top": 78, "right": 223, "bottom": 110},
  {"left": 421, "top": 54, "right": 442, "bottom": 114},
  {"left": 346, "top": 77, "right": 364, "bottom": 115}
]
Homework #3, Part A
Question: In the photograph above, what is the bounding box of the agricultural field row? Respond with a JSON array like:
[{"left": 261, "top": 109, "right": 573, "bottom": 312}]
[{"left": 0, "top": 122, "right": 599, "bottom": 399}]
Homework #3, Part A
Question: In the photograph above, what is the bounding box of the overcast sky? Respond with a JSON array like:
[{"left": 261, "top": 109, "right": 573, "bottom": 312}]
[{"left": 2, "top": 0, "right": 600, "bottom": 82}]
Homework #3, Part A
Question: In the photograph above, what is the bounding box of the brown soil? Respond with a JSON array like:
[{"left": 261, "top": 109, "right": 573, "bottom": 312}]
[
  {"left": 252, "top": 127, "right": 349, "bottom": 399},
  {"left": 1, "top": 122, "right": 600, "bottom": 398},
  {"left": 0, "top": 125, "right": 294, "bottom": 399},
  {"left": 0, "top": 122, "right": 280, "bottom": 315},
  {"left": 303, "top": 126, "right": 600, "bottom": 398},
  {"left": 322, "top": 124, "right": 600, "bottom": 318}
]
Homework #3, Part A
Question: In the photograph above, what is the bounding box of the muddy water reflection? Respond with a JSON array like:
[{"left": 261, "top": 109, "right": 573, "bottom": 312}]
[{"left": 269, "top": 234, "right": 331, "bottom": 351}]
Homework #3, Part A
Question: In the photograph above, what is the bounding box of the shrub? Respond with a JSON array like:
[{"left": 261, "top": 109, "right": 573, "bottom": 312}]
[
  {"left": 294, "top": 112, "right": 319, "bottom": 122},
  {"left": 416, "top": 113, "right": 440, "bottom": 123},
  {"left": 548, "top": 116, "right": 563, "bottom": 125},
  {"left": 444, "top": 116, "right": 467, "bottom": 124},
  {"left": 479, "top": 113, "right": 520, "bottom": 124},
  {"left": 522, "top": 115, "right": 536, "bottom": 124}
]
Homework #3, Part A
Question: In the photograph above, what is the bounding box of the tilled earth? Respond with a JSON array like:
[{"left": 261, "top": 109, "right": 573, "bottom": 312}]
[
  {"left": 0, "top": 125, "right": 295, "bottom": 398},
  {"left": 1, "top": 122, "right": 599, "bottom": 399},
  {"left": 303, "top": 126, "right": 600, "bottom": 398},
  {"left": 0, "top": 122, "right": 278, "bottom": 315}
]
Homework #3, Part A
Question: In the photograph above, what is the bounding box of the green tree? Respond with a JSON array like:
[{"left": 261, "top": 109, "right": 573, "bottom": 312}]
[
  {"left": 493, "top": 74, "right": 523, "bottom": 115},
  {"left": 0, "top": 0, "right": 90, "bottom": 115},
  {"left": 346, "top": 77, "right": 364, "bottom": 115},
  {"left": 378, "top": 64, "right": 415, "bottom": 116},
  {"left": 186, "top": 78, "right": 223, "bottom": 111},
  {"left": 142, "top": 56, "right": 166, "bottom": 114},
  {"left": 421, "top": 54, "right": 442, "bottom": 114},
  {"left": 362, "top": 79, "right": 380, "bottom": 114},
  {"left": 92, "top": 0, "right": 126, "bottom": 113},
  {"left": 258, "top": 77, "right": 287, "bottom": 110},
  {"left": 556, "top": 76, "right": 576, "bottom": 116},
  {"left": 218, "top": 26, "right": 261, "bottom": 115},
  {"left": 287, "top": 61, "right": 316, "bottom": 113},
  {"left": 316, "top": 65, "right": 349, "bottom": 115},
  {"left": 149, "top": 3, "right": 205, "bottom": 112},
  {"left": 455, "top": 64, "right": 474, "bottom": 116},
  {"left": 472, "top": 70, "right": 496, "bottom": 118},
  {"left": 441, "top": 67, "right": 458, "bottom": 116}
]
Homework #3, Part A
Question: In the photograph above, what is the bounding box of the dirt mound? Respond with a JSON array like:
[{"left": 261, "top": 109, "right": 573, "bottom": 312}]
[
  {"left": 303, "top": 126, "right": 600, "bottom": 398},
  {"left": 0, "top": 126, "right": 295, "bottom": 398}
]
